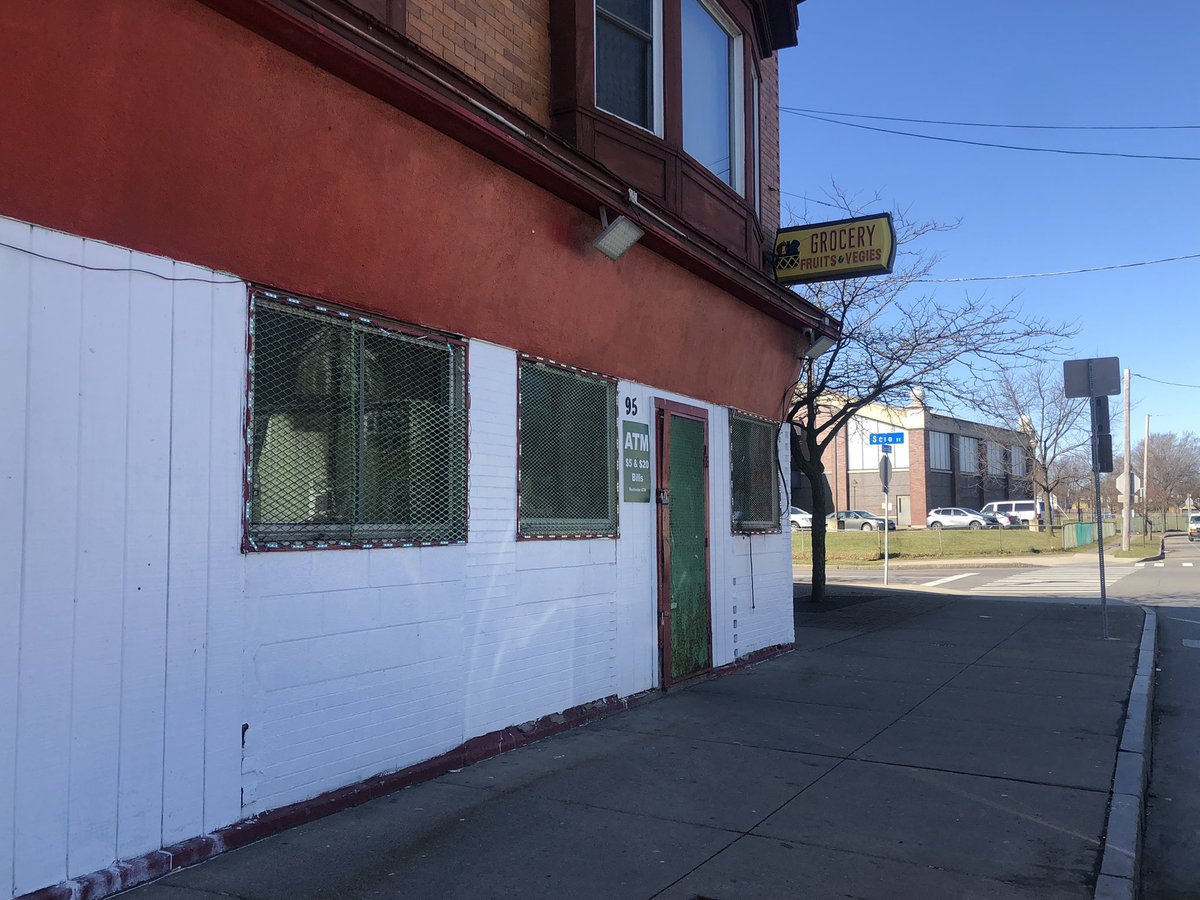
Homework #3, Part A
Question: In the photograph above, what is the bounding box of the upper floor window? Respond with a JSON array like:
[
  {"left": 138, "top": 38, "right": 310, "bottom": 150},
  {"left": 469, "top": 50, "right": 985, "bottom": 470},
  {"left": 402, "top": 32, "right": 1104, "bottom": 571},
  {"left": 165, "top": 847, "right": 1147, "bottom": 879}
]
[
  {"left": 928, "top": 431, "right": 951, "bottom": 472},
  {"left": 986, "top": 441, "right": 1005, "bottom": 476},
  {"left": 959, "top": 436, "right": 979, "bottom": 474},
  {"left": 682, "top": 0, "right": 743, "bottom": 190},
  {"left": 595, "top": 0, "right": 662, "bottom": 133},
  {"left": 1011, "top": 445, "right": 1028, "bottom": 476}
]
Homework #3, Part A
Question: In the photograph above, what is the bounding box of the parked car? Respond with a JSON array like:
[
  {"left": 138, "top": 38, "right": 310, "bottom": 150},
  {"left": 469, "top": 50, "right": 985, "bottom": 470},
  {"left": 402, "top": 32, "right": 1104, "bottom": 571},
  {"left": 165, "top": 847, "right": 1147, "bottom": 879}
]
[
  {"left": 1189, "top": 512, "right": 1200, "bottom": 542},
  {"left": 788, "top": 506, "right": 813, "bottom": 530},
  {"left": 980, "top": 499, "right": 1044, "bottom": 527},
  {"left": 926, "top": 507, "right": 1000, "bottom": 530},
  {"left": 828, "top": 510, "right": 896, "bottom": 531}
]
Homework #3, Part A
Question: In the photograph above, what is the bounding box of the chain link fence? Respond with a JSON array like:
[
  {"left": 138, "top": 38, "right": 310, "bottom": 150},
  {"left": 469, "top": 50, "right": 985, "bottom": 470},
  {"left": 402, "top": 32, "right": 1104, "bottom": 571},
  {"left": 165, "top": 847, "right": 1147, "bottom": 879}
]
[
  {"left": 518, "top": 359, "right": 617, "bottom": 537},
  {"left": 248, "top": 296, "right": 467, "bottom": 546}
]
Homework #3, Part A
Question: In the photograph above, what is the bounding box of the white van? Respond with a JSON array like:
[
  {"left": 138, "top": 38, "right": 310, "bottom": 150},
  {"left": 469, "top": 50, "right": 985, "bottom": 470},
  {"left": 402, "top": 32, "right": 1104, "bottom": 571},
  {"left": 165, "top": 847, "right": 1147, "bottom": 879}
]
[{"left": 980, "top": 499, "right": 1043, "bottom": 527}]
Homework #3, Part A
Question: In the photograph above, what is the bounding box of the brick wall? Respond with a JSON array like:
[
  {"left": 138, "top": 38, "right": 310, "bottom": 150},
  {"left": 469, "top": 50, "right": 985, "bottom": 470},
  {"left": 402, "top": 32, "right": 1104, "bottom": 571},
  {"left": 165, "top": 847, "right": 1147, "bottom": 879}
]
[
  {"left": 758, "top": 55, "right": 781, "bottom": 237},
  {"left": 909, "top": 428, "right": 929, "bottom": 523},
  {"left": 407, "top": 0, "right": 552, "bottom": 127}
]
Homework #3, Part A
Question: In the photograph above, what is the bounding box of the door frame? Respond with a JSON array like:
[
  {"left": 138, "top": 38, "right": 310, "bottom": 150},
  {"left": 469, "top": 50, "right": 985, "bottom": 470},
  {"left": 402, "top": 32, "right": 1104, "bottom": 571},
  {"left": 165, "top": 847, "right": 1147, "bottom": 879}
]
[{"left": 654, "top": 398, "right": 712, "bottom": 688}]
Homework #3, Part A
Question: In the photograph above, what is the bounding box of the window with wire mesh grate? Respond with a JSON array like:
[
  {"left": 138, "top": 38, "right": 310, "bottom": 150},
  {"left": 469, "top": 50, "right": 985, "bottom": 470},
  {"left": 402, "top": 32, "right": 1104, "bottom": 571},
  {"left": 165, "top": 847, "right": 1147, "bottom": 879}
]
[{"left": 246, "top": 294, "right": 467, "bottom": 548}]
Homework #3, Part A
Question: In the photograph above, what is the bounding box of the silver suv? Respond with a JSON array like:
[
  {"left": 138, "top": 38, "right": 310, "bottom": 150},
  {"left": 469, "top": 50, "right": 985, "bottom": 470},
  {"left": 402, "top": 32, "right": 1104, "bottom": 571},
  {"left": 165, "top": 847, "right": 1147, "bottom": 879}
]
[
  {"left": 927, "top": 507, "right": 1000, "bottom": 530},
  {"left": 1189, "top": 512, "right": 1200, "bottom": 542}
]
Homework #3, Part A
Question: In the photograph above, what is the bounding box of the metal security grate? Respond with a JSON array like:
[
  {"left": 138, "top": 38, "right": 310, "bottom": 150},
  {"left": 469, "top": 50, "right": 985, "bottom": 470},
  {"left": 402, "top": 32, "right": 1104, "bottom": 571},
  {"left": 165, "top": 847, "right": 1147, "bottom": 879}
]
[
  {"left": 518, "top": 359, "right": 617, "bottom": 537},
  {"left": 248, "top": 295, "right": 467, "bottom": 547},
  {"left": 730, "top": 412, "right": 781, "bottom": 533}
]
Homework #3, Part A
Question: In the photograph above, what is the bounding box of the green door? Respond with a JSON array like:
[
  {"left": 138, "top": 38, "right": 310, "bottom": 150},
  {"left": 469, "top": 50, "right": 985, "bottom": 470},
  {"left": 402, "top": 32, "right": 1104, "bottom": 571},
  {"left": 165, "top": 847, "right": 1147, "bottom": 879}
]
[{"left": 657, "top": 403, "right": 710, "bottom": 684}]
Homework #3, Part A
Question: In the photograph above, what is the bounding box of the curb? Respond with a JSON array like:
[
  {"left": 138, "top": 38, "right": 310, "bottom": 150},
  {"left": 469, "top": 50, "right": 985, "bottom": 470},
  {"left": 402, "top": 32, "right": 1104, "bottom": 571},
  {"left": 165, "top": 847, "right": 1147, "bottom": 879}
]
[{"left": 1094, "top": 607, "right": 1156, "bottom": 900}]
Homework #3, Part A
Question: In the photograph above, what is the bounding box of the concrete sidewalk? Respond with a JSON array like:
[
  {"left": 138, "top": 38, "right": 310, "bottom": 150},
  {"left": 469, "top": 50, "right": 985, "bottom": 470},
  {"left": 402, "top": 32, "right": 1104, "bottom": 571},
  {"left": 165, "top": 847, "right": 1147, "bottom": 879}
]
[{"left": 124, "top": 589, "right": 1145, "bottom": 900}]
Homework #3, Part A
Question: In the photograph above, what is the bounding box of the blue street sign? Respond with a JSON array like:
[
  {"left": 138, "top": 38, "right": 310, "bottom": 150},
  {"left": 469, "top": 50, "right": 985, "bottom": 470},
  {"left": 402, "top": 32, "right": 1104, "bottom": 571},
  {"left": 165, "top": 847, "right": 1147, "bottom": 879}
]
[
  {"left": 869, "top": 432, "right": 905, "bottom": 446},
  {"left": 880, "top": 445, "right": 891, "bottom": 454}
]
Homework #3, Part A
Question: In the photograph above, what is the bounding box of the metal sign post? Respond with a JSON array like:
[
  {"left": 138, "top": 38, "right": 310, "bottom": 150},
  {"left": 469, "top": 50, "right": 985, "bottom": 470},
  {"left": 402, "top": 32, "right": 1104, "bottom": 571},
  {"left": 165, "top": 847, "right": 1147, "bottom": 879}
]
[
  {"left": 1065, "top": 357, "right": 1119, "bottom": 640},
  {"left": 879, "top": 448, "right": 892, "bottom": 586}
]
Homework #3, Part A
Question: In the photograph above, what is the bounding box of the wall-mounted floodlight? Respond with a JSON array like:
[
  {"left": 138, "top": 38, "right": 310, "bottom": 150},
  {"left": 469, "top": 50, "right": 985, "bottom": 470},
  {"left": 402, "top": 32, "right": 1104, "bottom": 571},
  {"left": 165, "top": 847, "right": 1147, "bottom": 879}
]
[
  {"left": 593, "top": 207, "right": 644, "bottom": 260},
  {"left": 800, "top": 327, "right": 836, "bottom": 359}
]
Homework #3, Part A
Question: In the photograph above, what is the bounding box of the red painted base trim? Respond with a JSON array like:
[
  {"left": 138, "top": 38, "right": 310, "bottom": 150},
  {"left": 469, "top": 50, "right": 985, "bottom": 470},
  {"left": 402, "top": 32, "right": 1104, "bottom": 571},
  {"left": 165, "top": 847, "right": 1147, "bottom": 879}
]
[
  {"left": 16, "top": 690, "right": 656, "bottom": 900},
  {"left": 714, "top": 641, "right": 795, "bottom": 675}
]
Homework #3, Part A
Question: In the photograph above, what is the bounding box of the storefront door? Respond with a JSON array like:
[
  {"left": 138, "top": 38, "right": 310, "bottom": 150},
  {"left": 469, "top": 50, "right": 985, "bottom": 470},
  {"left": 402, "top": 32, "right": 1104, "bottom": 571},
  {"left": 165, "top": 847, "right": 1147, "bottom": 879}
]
[{"left": 655, "top": 400, "right": 711, "bottom": 686}]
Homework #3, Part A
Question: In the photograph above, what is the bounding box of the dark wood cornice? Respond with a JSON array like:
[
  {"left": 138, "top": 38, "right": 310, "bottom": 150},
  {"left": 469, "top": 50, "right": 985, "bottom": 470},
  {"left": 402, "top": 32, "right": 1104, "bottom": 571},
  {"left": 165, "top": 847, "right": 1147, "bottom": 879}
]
[
  {"left": 766, "top": 0, "right": 802, "bottom": 51},
  {"left": 197, "top": 0, "right": 830, "bottom": 334}
]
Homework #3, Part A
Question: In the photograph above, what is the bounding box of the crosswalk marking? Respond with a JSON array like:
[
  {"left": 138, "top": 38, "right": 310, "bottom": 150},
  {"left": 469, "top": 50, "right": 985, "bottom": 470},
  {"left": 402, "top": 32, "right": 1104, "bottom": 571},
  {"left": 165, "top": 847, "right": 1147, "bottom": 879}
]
[
  {"left": 1185, "top": 562, "right": 1194, "bottom": 567},
  {"left": 923, "top": 572, "right": 978, "bottom": 587},
  {"left": 1154, "top": 562, "right": 1165, "bottom": 567},
  {"left": 971, "top": 564, "right": 1138, "bottom": 596}
]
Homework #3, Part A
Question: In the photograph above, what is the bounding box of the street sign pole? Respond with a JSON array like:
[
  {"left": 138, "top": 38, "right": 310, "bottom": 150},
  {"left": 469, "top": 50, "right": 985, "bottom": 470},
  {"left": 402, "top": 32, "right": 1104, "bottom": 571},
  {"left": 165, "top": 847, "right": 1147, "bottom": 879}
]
[
  {"left": 1066, "top": 356, "right": 1119, "bottom": 641},
  {"left": 1088, "top": 364, "right": 1110, "bottom": 640},
  {"left": 1122, "top": 368, "right": 1131, "bottom": 552},
  {"left": 879, "top": 449, "right": 892, "bottom": 586}
]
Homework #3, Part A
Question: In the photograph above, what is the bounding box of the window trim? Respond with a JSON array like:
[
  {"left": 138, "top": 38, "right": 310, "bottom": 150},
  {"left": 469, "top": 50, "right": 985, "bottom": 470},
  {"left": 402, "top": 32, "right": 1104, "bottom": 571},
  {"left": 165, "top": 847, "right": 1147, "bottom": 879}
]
[
  {"left": 243, "top": 287, "right": 469, "bottom": 552},
  {"left": 750, "top": 64, "right": 760, "bottom": 215},
  {"left": 729, "top": 408, "right": 782, "bottom": 534},
  {"left": 516, "top": 354, "right": 620, "bottom": 540},
  {"left": 593, "top": 0, "right": 665, "bottom": 136}
]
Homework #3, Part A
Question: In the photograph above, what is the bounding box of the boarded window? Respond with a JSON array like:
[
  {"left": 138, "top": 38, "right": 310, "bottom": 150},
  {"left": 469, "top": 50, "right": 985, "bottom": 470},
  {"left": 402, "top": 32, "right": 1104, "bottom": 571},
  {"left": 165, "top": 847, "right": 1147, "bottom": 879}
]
[
  {"left": 730, "top": 412, "right": 780, "bottom": 533},
  {"left": 928, "top": 431, "right": 951, "bottom": 471},
  {"left": 247, "top": 294, "right": 467, "bottom": 548},
  {"left": 518, "top": 359, "right": 618, "bottom": 537}
]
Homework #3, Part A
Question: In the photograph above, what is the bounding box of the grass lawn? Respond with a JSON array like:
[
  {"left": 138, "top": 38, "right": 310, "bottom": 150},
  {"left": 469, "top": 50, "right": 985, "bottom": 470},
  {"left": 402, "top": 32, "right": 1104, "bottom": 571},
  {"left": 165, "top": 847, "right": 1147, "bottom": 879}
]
[
  {"left": 792, "top": 527, "right": 1073, "bottom": 564},
  {"left": 1112, "top": 534, "right": 1161, "bottom": 558}
]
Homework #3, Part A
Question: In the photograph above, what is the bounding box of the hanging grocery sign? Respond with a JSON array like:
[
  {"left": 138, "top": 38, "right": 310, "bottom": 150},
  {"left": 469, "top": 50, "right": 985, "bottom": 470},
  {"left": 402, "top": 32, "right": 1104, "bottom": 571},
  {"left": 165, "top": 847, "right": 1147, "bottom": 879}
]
[{"left": 774, "top": 213, "right": 896, "bottom": 285}]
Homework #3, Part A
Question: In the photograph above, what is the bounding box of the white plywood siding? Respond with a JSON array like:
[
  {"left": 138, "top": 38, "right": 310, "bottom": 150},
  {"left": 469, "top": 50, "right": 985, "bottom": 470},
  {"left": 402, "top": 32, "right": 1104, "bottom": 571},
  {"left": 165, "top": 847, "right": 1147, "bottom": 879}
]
[
  {"left": 0, "top": 220, "right": 246, "bottom": 897},
  {"left": 0, "top": 215, "right": 796, "bottom": 898}
]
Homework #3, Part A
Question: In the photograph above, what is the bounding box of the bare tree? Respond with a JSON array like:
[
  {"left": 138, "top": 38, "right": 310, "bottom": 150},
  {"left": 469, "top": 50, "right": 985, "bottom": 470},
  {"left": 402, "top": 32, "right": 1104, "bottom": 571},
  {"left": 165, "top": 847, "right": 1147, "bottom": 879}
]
[
  {"left": 1132, "top": 432, "right": 1200, "bottom": 522},
  {"left": 1062, "top": 449, "right": 1099, "bottom": 516},
  {"left": 988, "top": 365, "right": 1090, "bottom": 530},
  {"left": 786, "top": 187, "right": 1076, "bottom": 602}
]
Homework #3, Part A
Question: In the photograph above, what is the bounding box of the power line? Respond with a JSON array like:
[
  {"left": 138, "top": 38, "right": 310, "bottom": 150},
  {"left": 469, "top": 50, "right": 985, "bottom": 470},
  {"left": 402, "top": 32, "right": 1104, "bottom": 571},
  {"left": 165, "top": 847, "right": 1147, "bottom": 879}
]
[
  {"left": 1133, "top": 374, "right": 1200, "bottom": 390},
  {"left": 784, "top": 111, "right": 1200, "bottom": 162},
  {"left": 777, "top": 190, "right": 859, "bottom": 210},
  {"left": 0, "top": 240, "right": 242, "bottom": 284},
  {"left": 779, "top": 106, "right": 1200, "bottom": 132},
  {"left": 918, "top": 252, "right": 1200, "bottom": 282}
]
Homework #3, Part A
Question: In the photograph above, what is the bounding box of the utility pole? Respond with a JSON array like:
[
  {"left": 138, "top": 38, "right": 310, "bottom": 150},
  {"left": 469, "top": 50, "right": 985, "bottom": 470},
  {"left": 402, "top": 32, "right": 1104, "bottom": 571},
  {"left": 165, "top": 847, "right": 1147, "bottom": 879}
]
[
  {"left": 1143, "top": 415, "right": 1151, "bottom": 536},
  {"left": 1122, "top": 368, "right": 1131, "bottom": 551}
]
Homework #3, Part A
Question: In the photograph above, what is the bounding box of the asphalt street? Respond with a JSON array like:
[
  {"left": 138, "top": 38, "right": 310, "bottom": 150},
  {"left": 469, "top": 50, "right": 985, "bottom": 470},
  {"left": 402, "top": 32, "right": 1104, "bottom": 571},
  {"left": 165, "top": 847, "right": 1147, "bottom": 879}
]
[{"left": 1126, "top": 535, "right": 1200, "bottom": 899}]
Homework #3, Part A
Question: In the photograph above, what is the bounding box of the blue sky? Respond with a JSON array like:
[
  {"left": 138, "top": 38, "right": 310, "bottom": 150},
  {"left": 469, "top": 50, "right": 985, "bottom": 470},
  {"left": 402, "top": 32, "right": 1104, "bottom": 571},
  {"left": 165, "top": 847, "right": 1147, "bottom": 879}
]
[{"left": 778, "top": 0, "right": 1199, "bottom": 441}]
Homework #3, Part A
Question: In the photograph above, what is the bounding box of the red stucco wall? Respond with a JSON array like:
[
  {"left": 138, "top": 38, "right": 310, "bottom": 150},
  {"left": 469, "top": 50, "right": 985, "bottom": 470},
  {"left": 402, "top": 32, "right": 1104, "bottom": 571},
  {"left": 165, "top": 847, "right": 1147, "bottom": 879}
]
[{"left": 0, "top": 0, "right": 801, "bottom": 418}]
